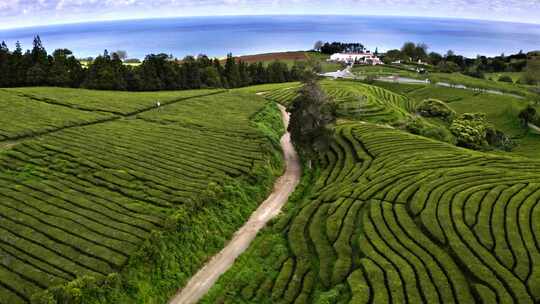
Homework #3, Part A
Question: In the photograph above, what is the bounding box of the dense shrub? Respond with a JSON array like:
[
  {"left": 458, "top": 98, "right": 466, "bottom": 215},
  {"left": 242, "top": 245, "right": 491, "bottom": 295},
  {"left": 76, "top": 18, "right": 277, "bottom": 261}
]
[
  {"left": 486, "top": 128, "right": 514, "bottom": 151},
  {"left": 498, "top": 75, "right": 514, "bottom": 83},
  {"left": 450, "top": 113, "right": 490, "bottom": 149},
  {"left": 436, "top": 61, "right": 460, "bottom": 73},
  {"left": 518, "top": 104, "right": 540, "bottom": 126},
  {"left": 416, "top": 98, "right": 456, "bottom": 121},
  {"left": 405, "top": 116, "right": 455, "bottom": 144}
]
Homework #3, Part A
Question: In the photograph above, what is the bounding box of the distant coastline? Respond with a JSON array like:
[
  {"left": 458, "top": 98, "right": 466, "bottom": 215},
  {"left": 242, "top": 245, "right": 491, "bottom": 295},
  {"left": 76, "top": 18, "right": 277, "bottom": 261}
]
[{"left": 1, "top": 15, "right": 539, "bottom": 59}]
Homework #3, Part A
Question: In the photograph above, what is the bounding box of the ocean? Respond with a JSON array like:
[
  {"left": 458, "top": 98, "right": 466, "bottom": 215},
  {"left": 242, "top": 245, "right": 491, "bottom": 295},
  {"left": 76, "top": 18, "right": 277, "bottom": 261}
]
[{"left": 0, "top": 15, "right": 539, "bottom": 59}]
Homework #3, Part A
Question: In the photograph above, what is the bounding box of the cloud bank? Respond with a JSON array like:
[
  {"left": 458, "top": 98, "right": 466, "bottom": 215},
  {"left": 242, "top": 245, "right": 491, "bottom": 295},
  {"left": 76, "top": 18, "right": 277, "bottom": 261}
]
[{"left": 1, "top": 0, "right": 539, "bottom": 29}]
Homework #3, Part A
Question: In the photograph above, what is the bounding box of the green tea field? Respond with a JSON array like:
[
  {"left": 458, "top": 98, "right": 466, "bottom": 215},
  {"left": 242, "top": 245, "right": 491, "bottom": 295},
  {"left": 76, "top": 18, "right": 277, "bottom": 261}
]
[
  {"left": 203, "top": 121, "right": 540, "bottom": 304},
  {"left": 0, "top": 88, "right": 285, "bottom": 303},
  {"left": 261, "top": 79, "right": 540, "bottom": 158},
  {"left": 371, "top": 81, "right": 540, "bottom": 158}
]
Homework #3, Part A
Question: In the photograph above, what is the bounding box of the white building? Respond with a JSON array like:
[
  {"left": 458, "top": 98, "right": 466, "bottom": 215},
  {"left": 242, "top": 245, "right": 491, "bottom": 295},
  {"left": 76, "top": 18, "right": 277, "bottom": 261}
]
[{"left": 329, "top": 51, "right": 382, "bottom": 65}]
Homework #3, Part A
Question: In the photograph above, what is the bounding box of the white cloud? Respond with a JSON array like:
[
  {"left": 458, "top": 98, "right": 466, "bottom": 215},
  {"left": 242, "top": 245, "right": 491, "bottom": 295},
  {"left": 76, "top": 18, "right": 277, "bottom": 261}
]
[
  {"left": 0, "top": 0, "right": 539, "bottom": 29},
  {"left": 0, "top": 0, "right": 19, "bottom": 10}
]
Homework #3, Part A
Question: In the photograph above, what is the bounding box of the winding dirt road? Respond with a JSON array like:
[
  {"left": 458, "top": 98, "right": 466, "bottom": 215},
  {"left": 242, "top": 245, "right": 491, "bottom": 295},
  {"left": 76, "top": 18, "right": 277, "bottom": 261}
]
[{"left": 169, "top": 104, "right": 301, "bottom": 304}]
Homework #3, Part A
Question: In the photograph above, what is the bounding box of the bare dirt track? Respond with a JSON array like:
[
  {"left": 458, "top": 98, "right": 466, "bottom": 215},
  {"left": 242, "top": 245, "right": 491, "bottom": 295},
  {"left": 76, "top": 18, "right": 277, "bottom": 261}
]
[{"left": 169, "top": 104, "right": 301, "bottom": 304}]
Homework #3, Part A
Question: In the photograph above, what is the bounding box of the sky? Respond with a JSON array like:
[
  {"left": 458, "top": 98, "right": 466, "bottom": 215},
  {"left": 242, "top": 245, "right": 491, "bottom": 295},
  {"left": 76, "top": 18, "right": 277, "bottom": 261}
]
[{"left": 1, "top": 0, "right": 540, "bottom": 30}]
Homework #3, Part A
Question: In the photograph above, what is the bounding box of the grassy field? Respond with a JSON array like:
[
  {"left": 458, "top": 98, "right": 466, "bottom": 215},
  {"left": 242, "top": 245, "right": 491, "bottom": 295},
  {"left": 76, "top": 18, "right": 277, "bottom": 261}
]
[
  {"left": 486, "top": 72, "right": 524, "bottom": 83},
  {"left": 369, "top": 80, "right": 540, "bottom": 158},
  {"left": 429, "top": 72, "right": 535, "bottom": 98},
  {"left": 352, "top": 65, "right": 423, "bottom": 79},
  {"left": 203, "top": 121, "right": 540, "bottom": 304},
  {"left": 0, "top": 88, "right": 285, "bottom": 303}
]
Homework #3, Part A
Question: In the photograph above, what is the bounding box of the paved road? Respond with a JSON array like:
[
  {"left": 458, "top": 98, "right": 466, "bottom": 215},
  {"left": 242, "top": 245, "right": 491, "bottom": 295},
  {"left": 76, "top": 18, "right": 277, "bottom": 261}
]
[{"left": 169, "top": 104, "right": 301, "bottom": 304}]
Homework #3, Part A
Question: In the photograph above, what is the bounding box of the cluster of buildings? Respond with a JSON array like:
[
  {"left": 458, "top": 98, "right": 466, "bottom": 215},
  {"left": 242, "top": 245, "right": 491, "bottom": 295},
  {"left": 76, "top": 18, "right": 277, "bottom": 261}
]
[{"left": 328, "top": 50, "right": 382, "bottom": 65}]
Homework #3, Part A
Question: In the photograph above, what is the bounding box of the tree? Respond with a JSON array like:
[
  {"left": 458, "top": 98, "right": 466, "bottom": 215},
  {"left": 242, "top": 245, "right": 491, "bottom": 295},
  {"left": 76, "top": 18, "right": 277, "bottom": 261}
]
[
  {"left": 26, "top": 64, "right": 46, "bottom": 85},
  {"left": 428, "top": 52, "right": 443, "bottom": 66},
  {"left": 137, "top": 53, "right": 179, "bottom": 90},
  {"left": 401, "top": 42, "right": 416, "bottom": 60},
  {"left": 31, "top": 35, "right": 48, "bottom": 66},
  {"left": 181, "top": 55, "right": 202, "bottom": 89},
  {"left": 313, "top": 41, "right": 324, "bottom": 52},
  {"left": 83, "top": 50, "right": 128, "bottom": 90},
  {"left": 223, "top": 53, "right": 240, "bottom": 88},
  {"left": 48, "top": 49, "right": 83, "bottom": 87},
  {"left": 288, "top": 74, "right": 336, "bottom": 167},
  {"left": 112, "top": 50, "right": 128, "bottom": 61},
  {"left": 518, "top": 105, "right": 539, "bottom": 126},
  {"left": 383, "top": 49, "right": 403, "bottom": 64},
  {"left": 200, "top": 66, "right": 221, "bottom": 88},
  {"left": 450, "top": 113, "right": 491, "bottom": 149},
  {"left": 437, "top": 61, "right": 460, "bottom": 73},
  {"left": 320, "top": 42, "right": 364, "bottom": 55},
  {"left": 249, "top": 62, "right": 267, "bottom": 84},
  {"left": 520, "top": 59, "right": 540, "bottom": 85},
  {"left": 0, "top": 41, "right": 10, "bottom": 86},
  {"left": 498, "top": 75, "right": 513, "bottom": 83},
  {"left": 415, "top": 43, "right": 429, "bottom": 60},
  {"left": 267, "top": 61, "right": 288, "bottom": 83}
]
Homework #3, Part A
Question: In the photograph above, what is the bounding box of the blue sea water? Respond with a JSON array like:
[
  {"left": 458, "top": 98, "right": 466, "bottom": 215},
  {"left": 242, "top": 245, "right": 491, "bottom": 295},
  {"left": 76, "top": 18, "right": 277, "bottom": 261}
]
[{"left": 0, "top": 15, "right": 539, "bottom": 59}]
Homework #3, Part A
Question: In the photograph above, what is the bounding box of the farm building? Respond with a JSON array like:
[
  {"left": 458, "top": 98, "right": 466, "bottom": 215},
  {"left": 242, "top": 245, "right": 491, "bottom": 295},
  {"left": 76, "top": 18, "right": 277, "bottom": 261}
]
[{"left": 329, "top": 51, "right": 382, "bottom": 65}]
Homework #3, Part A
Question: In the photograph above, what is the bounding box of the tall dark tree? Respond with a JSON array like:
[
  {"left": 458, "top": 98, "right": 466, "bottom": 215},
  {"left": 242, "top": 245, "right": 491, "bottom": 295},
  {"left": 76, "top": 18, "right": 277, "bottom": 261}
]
[
  {"left": 83, "top": 50, "right": 128, "bottom": 90},
  {"left": 0, "top": 41, "right": 10, "bottom": 86},
  {"left": 238, "top": 60, "right": 251, "bottom": 87},
  {"left": 48, "top": 49, "right": 84, "bottom": 87},
  {"left": 288, "top": 73, "right": 336, "bottom": 167},
  {"left": 31, "top": 35, "right": 48, "bottom": 66},
  {"left": 9, "top": 41, "right": 27, "bottom": 86},
  {"left": 248, "top": 62, "right": 267, "bottom": 84},
  {"left": 181, "top": 55, "right": 202, "bottom": 89},
  {"left": 224, "top": 53, "right": 240, "bottom": 88},
  {"left": 518, "top": 105, "right": 539, "bottom": 126},
  {"left": 200, "top": 66, "right": 221, "bottom": 88},
  {"left": 137, "top": 53, "right": 179, "bottom": 90},
  {"left": 267, "top": 61, "right": 288, "bottom": 83}
]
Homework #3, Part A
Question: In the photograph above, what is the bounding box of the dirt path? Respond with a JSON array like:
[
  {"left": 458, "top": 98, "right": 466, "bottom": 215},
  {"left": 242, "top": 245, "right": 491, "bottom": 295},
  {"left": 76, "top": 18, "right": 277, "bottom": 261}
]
[{"left": 169, "top": 104, "right": 301, "bottom": 304}]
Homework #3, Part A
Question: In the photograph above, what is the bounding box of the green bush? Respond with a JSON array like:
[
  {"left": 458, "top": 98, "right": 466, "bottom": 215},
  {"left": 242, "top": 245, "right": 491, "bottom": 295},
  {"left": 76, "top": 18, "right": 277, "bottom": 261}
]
[
  {"left": 450, "top": 113, "right": 490, "bottom": 149},
  {"left": 518, "top": 104, "right": 540, "bottom": 126},
  {"left": 405, "top": 117, "right": 455, "bottom": 144},
  {"left": 486, "top": 128, "right": 514, "bottom": 151},
  {"left": 436, "top": 61, "right": 460, "bottom": 73},
  {"left": 498, "top": 75, "right": 514, "bottom": 83},
  {"left": 416, "top": 98, "right": 456, "bottom": 121}
]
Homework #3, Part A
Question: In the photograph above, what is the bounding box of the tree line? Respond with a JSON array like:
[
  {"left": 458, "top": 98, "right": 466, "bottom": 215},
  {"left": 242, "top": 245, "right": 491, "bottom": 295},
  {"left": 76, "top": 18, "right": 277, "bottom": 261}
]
[
  {"left": 382, "top": 42, "right": 539, "bottom": 83},
  {"left": 0, "top": 36, "right": 308, "bottom": 91},
  {"left": 314, "top": 41, "right": 366, "bottom": 55}
]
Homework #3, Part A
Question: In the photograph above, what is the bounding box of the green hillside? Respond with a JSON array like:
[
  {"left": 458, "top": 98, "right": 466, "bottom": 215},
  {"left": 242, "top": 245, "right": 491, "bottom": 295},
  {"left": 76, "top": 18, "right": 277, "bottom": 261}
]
[
  {"left": 203, "top": 121, "right": 540, "bottom": 304},
  {"left": 0, "top": 88, "right": 284, "bottom": 303},
  {"left": 260, "top": 79, "right": 540, "bottom": 158},
  {"left": 371, "top": 81, "right": 540, "bottom": 158},
  {"left": 1, "top": 78, "right": 539, "bottom": 304},
  {"left": 262, "top": 80, "right": 414, "bottom": 124}
]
